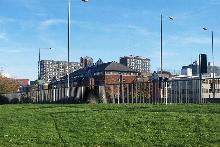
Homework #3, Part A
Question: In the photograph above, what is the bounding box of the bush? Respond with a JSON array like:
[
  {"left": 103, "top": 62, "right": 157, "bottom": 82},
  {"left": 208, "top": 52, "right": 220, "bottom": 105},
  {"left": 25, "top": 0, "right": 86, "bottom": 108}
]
[
  {"left": 20, "top": 97, "right": 33, "bottom": 103},
  {"left": 10, "top": 98, "right": 19, "bottom": 104},
  {"left": 0, "top": 95, "right": 9, "bottom": 105}
]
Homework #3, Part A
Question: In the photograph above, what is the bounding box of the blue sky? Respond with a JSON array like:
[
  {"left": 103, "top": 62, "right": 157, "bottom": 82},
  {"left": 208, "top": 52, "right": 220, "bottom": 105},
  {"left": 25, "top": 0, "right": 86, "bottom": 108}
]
[{"left": 0, "top": 0, "right": 220, "bottom": 80}]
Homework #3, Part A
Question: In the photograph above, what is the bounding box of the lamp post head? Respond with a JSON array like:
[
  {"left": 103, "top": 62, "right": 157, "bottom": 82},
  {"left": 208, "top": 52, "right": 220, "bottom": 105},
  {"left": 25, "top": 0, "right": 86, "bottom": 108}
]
[
  {"left": 203, "top": 27, "right": 208, "bottom": 31},
  {"left": 169, "top": 16, "right": 174, "bottom": 20},
  {"left": 82, "top": 0, "right": 89, "bottom": 2}
]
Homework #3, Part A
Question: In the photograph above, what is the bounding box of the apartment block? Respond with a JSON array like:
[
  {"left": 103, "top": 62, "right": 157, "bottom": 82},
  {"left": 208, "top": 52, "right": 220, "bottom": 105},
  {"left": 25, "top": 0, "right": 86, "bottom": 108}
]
[
  {"left": 120, "top": 55, "right": 150, "bottom": 73},
  {"left": 40, "top": 60, "right": 82, "bottom": 82}
]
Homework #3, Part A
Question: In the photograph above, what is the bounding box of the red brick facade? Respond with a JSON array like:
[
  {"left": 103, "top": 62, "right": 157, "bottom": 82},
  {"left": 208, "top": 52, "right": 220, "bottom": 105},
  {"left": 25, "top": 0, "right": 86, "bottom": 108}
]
[{"left": 104, "top": 75, "right": 136, "bottom": 85}]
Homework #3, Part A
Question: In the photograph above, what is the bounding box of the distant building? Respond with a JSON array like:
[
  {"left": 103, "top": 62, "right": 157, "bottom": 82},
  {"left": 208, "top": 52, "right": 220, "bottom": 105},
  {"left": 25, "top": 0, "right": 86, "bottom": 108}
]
[
  {"left": 80, "top": 56, "right": 93, "bottom": 68},
  {"left": 170, "top": 75, "right": 220, "bottom": 102},
  {"left": 40, "top": 60, "right": 82, "bottom": 82},
  {"left": 207, "top": 62, "right": 220, "bottom": 76},
  {"left": 181, "top": 60, "right": 199, "bottom": 76},
  {"left": 15, "top": 79, "right": 30, "bottom": 93},
  {"left": 120, "top": 55, "right": 150, "bottom": 73},
  {"left": 15, "top": 79, "right": 29, "bottom": 86},
  {"left": 53, "top": 61, "right": 139, "bottom": 87},
  {"left": 181, "top": 68, "right": 192, "bottom": 77},
  {"left": 48, "top": 61, "right": 140, "bottom": 103},
  {"left": 182, "top": 60, "right": 220, "bottom": 76}
]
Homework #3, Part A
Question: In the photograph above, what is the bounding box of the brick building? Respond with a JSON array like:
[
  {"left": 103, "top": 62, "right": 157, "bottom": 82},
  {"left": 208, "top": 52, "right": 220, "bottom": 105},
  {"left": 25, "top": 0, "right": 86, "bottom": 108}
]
[
  {"left": 61, "top": 61, "right": 140, "bottom": 86},
  {"left": 47, "top": 61, "right": 139, "bottom": 103}
]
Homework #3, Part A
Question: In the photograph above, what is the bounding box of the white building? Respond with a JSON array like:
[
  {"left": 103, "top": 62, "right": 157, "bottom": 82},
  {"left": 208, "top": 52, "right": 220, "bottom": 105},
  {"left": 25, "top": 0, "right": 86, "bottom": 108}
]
[{"left": 181, "top": 68, "right": 192, "bottom": 77}]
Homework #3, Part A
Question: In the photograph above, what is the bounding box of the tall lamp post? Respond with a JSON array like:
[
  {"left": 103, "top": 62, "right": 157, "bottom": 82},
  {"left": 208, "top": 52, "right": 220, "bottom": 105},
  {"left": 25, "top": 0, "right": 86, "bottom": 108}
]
[
  {"left": 160, "top": 14, "right": 173, "bottom": 102},
  {"left": 66, "top": 0, "right": 89, "bottom": 98},
  {"left": 203, "top": 27, "right": 215, "bottom": 98},
  {"left": 38, "top": 47, "right": 54, "bottom": 102},
  {"left": 160, "top": 14, "right": 174, "bottom": 76}
]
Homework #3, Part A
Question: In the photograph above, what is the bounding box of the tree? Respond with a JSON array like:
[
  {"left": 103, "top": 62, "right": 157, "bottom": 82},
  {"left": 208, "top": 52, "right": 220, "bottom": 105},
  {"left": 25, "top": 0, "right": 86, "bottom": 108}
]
[{"left": 0, "top": 76, "right": 19, "bottom": 94}]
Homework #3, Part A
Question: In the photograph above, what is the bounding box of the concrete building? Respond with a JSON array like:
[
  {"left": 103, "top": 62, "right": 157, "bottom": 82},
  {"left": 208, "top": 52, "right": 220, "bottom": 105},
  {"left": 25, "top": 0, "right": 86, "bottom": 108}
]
[
  {"left": 120, "top": 55, "right": 150, "bottom": 73},
  {"left": 40, "top": 60, "right": 81, "bottom": 82},
  {"left": 181, "top": 68, "right": 192, "bottom": 76},
  {"left": 80, "top": 56, "right": 93, "bottom": 68}
]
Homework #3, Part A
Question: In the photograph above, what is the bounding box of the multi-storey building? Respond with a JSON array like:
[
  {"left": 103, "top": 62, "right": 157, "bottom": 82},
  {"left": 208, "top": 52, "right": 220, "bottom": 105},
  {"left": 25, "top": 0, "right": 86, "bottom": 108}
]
[
  {"left": 120, "top": 55, "right": 150, "bottom": 73},
  {"left": 80, "top": 56, "right": 93, "bottom": 68},
  {"left": 40, "top": 60, "right": 81, "bottom": 82}
]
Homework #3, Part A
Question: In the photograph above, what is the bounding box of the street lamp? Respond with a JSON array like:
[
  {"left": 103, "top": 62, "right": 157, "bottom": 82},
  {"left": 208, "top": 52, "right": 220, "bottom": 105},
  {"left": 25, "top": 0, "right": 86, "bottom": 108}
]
[
  {"left": 203, "top": 27, "right": 215, "bottom": 98},
  {"left": 38, "top": 47, "right": 54, "bottom": 102},
  {"left": 67, "top": 0, "right": 89, "bottom": 98},
  {"left": 160, "top": 14, "right": 174, "bottom": 77},
  {"left": 160, "top": 14, "right": 174, "bottom": 102}
]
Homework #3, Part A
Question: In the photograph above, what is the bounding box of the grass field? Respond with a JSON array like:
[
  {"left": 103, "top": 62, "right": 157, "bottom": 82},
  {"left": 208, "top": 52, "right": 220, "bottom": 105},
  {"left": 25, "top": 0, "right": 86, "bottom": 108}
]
[{"left": 0, "top": 104, "right": 219, "bottom": 146}]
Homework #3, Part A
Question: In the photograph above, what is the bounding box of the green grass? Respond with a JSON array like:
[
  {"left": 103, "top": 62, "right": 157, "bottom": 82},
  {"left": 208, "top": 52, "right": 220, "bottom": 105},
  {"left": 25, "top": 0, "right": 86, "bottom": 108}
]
[{"left": 0, "top": 104, "right": 219, "bottom": 146}]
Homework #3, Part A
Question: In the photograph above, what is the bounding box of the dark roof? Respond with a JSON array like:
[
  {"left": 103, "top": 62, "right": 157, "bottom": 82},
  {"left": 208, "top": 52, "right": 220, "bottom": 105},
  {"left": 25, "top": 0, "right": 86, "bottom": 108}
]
[
  {"left": 68, "top": 61, "right": 138, "bottom": 77},
  {"left": 105, "top": 62, "right": 138, "bottom": 72},
  {"left": 56, "top": 62, "right": 139, "bottom": 83}
]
